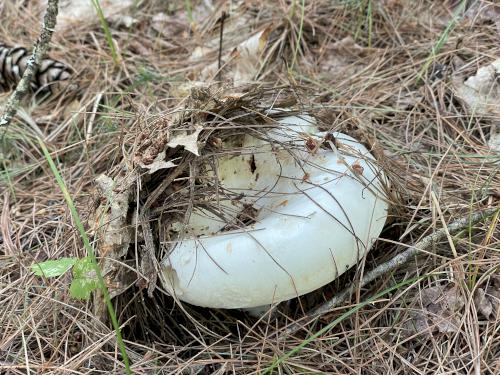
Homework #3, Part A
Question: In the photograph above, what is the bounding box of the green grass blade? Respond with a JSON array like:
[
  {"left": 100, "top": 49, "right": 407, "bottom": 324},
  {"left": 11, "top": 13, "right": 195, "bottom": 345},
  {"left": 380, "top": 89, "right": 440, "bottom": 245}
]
[
  {"left": 184, "top": 0, "right": 194, "bottom": 25},
  {"left": 367, "top": 0, "right": 372, "bottom": 48},
  {"left": 417, "top": 0, "right": 466, "bottom": 82},
  {"left": 261, "top": 276, "right": 424, "bottom": 374},
  {"left": 290, "top": 0, "right": 306, "bottom": 72},
  {"left": 38, "top": 138, "right": 131, "bottom": 374},
  {"left": 91, "top": 0, "right": 120, "bottom": 65}
]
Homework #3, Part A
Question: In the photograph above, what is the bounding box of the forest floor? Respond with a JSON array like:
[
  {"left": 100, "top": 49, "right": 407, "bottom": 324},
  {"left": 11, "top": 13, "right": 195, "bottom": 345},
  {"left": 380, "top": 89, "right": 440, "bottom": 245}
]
[{"left": 1, "top": 1, "right": 499, "bottom": 374}]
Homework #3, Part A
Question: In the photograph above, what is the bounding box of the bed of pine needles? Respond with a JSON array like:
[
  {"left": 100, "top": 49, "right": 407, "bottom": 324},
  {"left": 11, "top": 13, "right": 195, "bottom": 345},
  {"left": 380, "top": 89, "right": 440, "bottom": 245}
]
[{"left": 1, "top": 1, "right": 499, "bottom": 374}]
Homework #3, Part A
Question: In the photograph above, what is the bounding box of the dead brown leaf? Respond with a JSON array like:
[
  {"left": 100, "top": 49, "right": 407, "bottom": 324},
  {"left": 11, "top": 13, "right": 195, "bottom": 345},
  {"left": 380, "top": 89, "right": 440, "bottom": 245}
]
[
  {"left": 474, "top": 288, "right": 493, "bottom": 319},
  {"left": 167, "top": 125, "right": 203, "bottom": 156},
  {"left": 405, "top": 284, "right": 465, "bottom": 336},
  {"left": 453, "top": 58, "right": 500, "bottom": 151},
  {"left": 464, "top": 1, "right": 500, "bottom": 33},
  {"left": 474, "top": 282, "right": 500, "bottom": 320},
  {"left": 137, "top": 151, "right": 177, "bottom": 174},
  {"left": 453, "top": 58, "right": 500, "bottom": 117},
  {"left": 319, "top": 36, "right": 372, "bottom": 82}
]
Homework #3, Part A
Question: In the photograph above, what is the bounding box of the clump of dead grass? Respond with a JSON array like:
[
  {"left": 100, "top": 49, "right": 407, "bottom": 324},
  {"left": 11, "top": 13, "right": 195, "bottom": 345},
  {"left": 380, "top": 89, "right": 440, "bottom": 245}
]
[{"left": 1, "top": 0, "right": 499, "bottom": 374}]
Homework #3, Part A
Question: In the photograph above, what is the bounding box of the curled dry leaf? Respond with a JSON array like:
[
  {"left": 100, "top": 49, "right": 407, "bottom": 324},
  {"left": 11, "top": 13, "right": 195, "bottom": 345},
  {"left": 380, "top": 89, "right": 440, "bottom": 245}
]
[
  {"left": 320, "top": 36, "right": 371, "bottom": 82},
  {"left": 109, "top": 14, "right": 138, "bottom": 29},
  {"left": 331, "top": 36, "right": 366, "bottom": 55},
  {"left": 453, "top": 58, "right": 500, "bottom": 151},
  {"left": 453, "top": 59, "right": 500, "bottom": 117},
  {"left": 474, "top": 288, "right": 493, "bottom": 319},
  {"left": 166, "top": 125, "right": 203, "bottom": 156},
  {"left": 137, "top": 151, "right": 177, "bottom": 174},
  {"left": 464, "top": 1, "right": 500, "bottom": 33},
  {"left": 170, "top": 2, "right": 273, "bottom": 96},
  {"left": 151, "top": 13, "right": 171, "bottom": 36},
  {"left": 152, "top": 0, "right": 214, "bottom": 36},
  {"left": 232, "top": 26, "right": 272, "bottom": 86},
  {"left": 474, "top": 282, "right": 500, "bottom": 320},
  {"left": 187, "top": 27, "right": 271, "bottom": 88},
  {"left": 151, "top": 12, "right": 189, "bottom": 39},
  {"left": 40, "top": 0, "right": 134, "bottom": 30},
  {"left": 404, "top": 284, "right": 465, "bottom": 336}
]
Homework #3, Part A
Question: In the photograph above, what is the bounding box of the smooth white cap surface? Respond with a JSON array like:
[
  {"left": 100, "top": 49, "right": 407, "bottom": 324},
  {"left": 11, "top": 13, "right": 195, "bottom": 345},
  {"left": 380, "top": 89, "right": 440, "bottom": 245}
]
[{"left": 161, "top": 115, "right": 388, "bottom": 308}]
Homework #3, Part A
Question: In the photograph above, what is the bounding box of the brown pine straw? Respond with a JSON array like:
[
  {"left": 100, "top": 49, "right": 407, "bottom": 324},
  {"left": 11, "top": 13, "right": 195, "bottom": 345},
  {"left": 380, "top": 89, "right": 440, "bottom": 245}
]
[
  {"left": 1, "top": 0, "right": 499, "bottom": 373},
  {"left": 280, "top": 206, "right": 499, "bottom": 338}
]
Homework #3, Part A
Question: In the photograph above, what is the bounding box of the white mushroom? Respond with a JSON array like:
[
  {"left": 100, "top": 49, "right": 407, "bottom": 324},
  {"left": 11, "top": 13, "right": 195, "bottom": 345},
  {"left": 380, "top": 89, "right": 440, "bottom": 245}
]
[{"left": 161, "top": 114, "right": 389, "bottom": 309}]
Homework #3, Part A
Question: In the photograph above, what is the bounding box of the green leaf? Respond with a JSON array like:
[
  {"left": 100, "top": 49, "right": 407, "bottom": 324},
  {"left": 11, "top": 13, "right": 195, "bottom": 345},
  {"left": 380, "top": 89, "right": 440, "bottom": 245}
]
[
  {"left": 31, "top": 258, "right": 77, "bottom": 277},
  {"left": 69, "top": 278, "right": 99, "bottom": 300},
  {"left": 72, "top": 257, "right": 95, "bottom": 278},
  {"left": 39, "top": 138, "right": 131, "bottom": 374},
  {"left": 69, "top": 257, "right": 99, "bottom": 300}
]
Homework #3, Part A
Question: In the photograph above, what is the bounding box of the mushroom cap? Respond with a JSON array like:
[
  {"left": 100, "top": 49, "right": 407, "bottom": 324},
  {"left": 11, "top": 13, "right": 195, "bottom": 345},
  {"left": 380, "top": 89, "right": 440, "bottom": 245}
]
[{"left": 161, "top": 115, "right": 388, "bottom": 309}]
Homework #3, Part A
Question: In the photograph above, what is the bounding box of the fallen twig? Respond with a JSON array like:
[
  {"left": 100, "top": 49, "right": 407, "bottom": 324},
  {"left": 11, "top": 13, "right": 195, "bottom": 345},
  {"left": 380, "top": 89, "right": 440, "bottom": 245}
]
[
  {"left": 281, "top": 206, "right": 499, "bottom": 337},
  {"left": 0, "top": 0, "right": 59, "bottom": 128}
]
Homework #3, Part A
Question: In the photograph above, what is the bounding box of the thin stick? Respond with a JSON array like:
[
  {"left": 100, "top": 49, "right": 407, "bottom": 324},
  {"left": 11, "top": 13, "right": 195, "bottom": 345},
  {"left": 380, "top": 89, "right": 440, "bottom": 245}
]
[
  {"left": 0, "top": 0, "right": 59, "bottom": 128},
  {"left": 281, "top": 206, "right": 499, "bottom": 337},
  {"left": 216, "top": 11, "right": 226, "bottom": 82}
]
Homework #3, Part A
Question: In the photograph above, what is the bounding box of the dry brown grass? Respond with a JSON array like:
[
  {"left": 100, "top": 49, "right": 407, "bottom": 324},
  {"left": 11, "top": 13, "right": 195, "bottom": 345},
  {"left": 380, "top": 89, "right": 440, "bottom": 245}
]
[{"left": 1, "top": 0, "right": 499, "bottom": 374}]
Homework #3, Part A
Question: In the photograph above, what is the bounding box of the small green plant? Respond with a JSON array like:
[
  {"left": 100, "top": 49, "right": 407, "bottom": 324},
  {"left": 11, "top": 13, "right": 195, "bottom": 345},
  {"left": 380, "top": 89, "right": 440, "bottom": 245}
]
[
  {"left": 35, "top": 139, "right": 131, "bottom": 374},
  {"left": 32, "top": 256, "right": 99, "bottom": 299}
]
